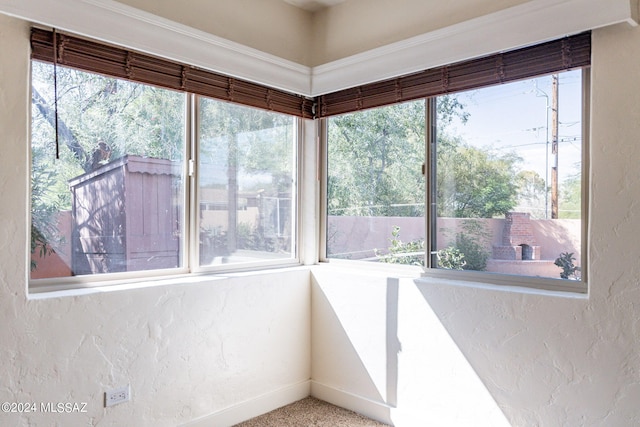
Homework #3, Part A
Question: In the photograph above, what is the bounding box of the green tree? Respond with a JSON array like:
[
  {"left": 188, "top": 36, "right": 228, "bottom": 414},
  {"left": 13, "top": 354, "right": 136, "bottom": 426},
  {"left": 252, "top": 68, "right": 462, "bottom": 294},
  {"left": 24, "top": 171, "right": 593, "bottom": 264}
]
[
  {"left": 516, "top": 170, "right": 547, "bottom": 218},
  {"left": 327, "top": 100, "right": 426, "bottom": 217},
  {"left": 437, "top": 136, "right": 520, "bottom": 218},
  {"left": 559, "top": 172, "right": 581, "bottom": 219},
  {"left": 30, "top": 62, "right": 186, "bottom": 270}
]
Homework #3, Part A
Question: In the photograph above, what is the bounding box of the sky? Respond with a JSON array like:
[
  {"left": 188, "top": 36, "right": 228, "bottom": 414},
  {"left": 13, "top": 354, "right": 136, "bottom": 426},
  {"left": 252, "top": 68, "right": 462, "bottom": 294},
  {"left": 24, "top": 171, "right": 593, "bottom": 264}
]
[{"left": 445, "top": 69, "right": 583, "bottom": 186}]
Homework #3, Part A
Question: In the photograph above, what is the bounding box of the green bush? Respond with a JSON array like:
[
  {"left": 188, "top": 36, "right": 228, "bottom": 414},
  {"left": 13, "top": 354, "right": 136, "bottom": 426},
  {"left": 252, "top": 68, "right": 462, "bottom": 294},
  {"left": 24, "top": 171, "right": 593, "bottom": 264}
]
[
  {"left": 377, "top": 226, "right": 424, "bottom": 266},
  {"left": 554, "top": 252, "right": 581, "bottom": 280},
  {"left": 436, "top": 246, "right": 465, "bottom": 270}
]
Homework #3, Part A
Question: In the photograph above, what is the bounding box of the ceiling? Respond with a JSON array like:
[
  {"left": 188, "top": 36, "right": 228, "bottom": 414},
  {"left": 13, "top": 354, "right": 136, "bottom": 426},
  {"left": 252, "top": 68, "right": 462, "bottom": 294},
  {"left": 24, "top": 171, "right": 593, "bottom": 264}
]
[{"left": 282, "top": 0, "right": 346, "bottom": 12}]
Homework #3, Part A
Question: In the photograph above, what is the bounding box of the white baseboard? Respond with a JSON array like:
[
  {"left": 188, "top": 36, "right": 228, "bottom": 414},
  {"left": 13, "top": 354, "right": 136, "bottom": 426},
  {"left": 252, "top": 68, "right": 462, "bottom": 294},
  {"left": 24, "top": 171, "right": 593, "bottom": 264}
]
[
  {"left": 310, "top": 380, "right": 393, "bottom": 425},
  {"left": 182, "top": 380, "right": 311, "bottom": 427}
]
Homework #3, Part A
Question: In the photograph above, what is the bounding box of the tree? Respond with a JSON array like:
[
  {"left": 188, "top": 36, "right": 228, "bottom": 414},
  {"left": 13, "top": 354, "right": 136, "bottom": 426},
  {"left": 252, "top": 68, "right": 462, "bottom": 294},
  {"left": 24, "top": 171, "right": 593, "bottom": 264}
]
[
  {"left": 30, "top": 61, "right": 186, "bottom": 272},
  {"left": 436, "top": 136, "right": 520, "bottom": 218},
  {"left": 327, "top": 100, "right": 426, "bottom": 217},
  {"left": 327, "top": 96, "right": 469, "bottom": 218},
  {"left": 559, "top": 172, "right": 581, "bottom": 219},
  {"left": 515, "top": 170, "right": 547, "bottom": 218}
]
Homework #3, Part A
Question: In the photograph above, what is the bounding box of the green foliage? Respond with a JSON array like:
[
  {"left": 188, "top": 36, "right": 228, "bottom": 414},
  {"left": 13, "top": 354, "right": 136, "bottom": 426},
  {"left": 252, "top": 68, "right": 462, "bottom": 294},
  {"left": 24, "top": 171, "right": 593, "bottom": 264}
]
[
  {"left": 30, "top": 62, "right": 187, "bottom": 270},
  {"left": 436, "top": 246, "right": 466, "bottom": 270},
  {"left": 559, "top": 172, "right": 581, "bottom": 219},
  {"left": 198, "top": 99, "right": 294, "bottom": 195},
  {"left": 327, "top": 95, "right": 470, "bottom": 218},
  {"left": 377, "top": 226, "right": 424, "bottom": 265},
  {"left": 30, "top": 147, "right": 67, "bottom": 270},
  {"left": 554, "top": 252, "right": 581, "bottom": 280},
  {"left": 376, "top": 220, "right": 489, "bottom": 270},
  {"left": 516, "top": 170, "right": 547, "bottom": 218},
  {"left": 437, "top": 136, "right": 520, "bottom": 218},
  {"left": 454, "top": 234, "right": 488, "bottom": 271},
  {"left": 199, "top": 227, "right": 229, "bottom": 264},
  {"left": 236, "top": 222, "right": 279, "bottom": 253},
  {"left": 328, "top": 101, "right": 426, "bottom": 217},
  {"left": 439, "top": 220, "right": 491, "bottom": 271}
]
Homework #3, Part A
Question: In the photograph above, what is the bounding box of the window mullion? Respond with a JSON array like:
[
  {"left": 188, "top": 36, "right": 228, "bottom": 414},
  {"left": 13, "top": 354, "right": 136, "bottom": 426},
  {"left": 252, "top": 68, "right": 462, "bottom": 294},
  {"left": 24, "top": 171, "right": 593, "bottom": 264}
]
[
  {"left": 187, "top": 93, "right": 199, "bottom": 273},
  {"left": 425, "top": 97, "right": 437, "bottom": 269}
]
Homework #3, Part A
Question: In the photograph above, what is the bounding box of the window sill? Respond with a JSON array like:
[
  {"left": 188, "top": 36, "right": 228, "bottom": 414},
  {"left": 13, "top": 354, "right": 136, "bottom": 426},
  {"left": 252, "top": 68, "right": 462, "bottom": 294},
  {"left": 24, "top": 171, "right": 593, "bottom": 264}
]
[
  {"left": 28, "top": 263, "right": 308, "bottom": 300},
  {"left": 419, "top": 268, "right": 588, "bottom": 297},
  {"left": 315, "top": 259, "right": 424, "bottom": 278}
]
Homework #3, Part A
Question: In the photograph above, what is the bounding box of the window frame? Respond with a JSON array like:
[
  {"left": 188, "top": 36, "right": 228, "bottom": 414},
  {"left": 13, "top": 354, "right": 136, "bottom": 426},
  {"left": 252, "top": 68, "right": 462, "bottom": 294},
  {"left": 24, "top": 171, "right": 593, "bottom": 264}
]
[
  {"left": 190, "top": 94, "right": 303, "bottom": 274},
  {"left": 423, "top": 68, "right": 589, "bottom": 293},
  {"left": 319, "top": 69, "right": 590, "bottom": 293},
  {"left": 28, "top": 66, "right": 303, "bottom": 293}
]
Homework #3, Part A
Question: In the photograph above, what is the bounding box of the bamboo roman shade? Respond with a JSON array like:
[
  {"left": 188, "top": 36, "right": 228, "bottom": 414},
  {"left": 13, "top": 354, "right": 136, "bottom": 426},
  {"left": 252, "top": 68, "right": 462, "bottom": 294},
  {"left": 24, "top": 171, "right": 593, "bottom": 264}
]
[
  {"left": 317, "top": 31, "right": 591, "bottom": 118},
  {"left": 31, "top": 27, "right": 590, "bottom": 119},
  {"left": 30, "top": 28, "right": 315, "bottom": 118}
]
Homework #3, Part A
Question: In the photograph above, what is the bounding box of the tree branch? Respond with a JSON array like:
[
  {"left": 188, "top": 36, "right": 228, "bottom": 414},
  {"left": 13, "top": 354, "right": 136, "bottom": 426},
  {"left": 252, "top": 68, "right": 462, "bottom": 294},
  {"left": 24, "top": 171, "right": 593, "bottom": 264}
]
[{"left": 32, "top": 86, "right": 90, "bottom": 172}]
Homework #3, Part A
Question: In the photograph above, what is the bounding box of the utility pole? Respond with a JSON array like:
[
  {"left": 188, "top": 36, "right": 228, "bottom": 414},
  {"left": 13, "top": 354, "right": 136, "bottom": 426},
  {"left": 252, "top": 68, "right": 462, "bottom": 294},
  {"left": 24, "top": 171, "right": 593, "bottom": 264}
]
[{"left": 551, "top": 73, "right": 559, "bottom": 219}]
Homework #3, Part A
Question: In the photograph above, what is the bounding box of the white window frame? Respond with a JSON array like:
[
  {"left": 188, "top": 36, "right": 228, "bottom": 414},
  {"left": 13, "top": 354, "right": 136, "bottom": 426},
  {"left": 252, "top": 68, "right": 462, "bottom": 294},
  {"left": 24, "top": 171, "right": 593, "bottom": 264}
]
[
  {"left": 422, "top": 69, "right": 590, "bottom": 294},
  {"left": 319, "top": 70, "right": 590, "bottom": 294},
  {"left": 28, "top": 70, "right": 303, "bottom": 293}
]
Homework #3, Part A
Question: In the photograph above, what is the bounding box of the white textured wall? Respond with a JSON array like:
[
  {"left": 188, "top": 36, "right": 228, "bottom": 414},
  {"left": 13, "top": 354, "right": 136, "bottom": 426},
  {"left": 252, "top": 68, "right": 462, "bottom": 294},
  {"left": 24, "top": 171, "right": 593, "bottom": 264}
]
[
  {"left": 311, "top": 21, "right": 640, "bottom": 426},
  {"left": 0, "top": 15, "right": 310, "bottom": 427}
]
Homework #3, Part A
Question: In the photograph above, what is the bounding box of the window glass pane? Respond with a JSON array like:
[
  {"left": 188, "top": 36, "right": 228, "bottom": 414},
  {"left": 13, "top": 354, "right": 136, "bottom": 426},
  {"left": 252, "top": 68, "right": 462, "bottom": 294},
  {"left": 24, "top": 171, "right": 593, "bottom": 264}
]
[
  {"left": 30, "top": 62, "right": 186, "bottom": 279},
  {"left": 326, "top": 100, "right": 426, "bottom": 264},
  {"left": 433, "top": 70, "right": 583, "bottom": 280},
  {"left": 198, "top": 98, "right": 296, "bottom": 266}
]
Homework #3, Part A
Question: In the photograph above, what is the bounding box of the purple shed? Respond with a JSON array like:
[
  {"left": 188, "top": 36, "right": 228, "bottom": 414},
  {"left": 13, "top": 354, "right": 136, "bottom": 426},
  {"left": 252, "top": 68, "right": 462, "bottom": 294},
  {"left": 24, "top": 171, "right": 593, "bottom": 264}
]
[{"left": 69, "top": 155, "right": 182, "bottom": 275}]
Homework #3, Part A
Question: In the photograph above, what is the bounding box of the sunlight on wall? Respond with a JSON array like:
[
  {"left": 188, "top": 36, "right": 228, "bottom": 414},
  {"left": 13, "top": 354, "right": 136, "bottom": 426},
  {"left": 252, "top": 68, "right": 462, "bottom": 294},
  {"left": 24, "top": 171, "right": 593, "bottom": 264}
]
[
  {"left": 311, "top": 266, "right": 509, "bottom": 426},
  {"left": 391, "top": 278, "right": 510, "bottom": 426}
]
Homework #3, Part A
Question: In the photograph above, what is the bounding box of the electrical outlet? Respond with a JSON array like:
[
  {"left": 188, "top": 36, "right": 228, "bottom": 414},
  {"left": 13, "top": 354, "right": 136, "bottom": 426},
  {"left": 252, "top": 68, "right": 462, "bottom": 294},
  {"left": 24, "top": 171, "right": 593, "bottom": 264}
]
[{"left": 105, "top": 385, "right": 130, "bottom": 407}]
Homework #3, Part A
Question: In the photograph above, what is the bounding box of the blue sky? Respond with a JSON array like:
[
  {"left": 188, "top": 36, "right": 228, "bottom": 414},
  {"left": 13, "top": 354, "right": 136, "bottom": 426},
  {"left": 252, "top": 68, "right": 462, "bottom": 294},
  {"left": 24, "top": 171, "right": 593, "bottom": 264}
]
[{"left": 445, "top": 69, "right": 583, "bottom": 185}]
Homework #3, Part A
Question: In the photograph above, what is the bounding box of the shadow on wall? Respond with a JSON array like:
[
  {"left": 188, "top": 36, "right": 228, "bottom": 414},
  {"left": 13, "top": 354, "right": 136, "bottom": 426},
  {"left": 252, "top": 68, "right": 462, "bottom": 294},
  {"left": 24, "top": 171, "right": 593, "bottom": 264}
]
[
  {"left": 310, "top": 267, "right": 510, "bottom": 426},
  {"left": 311, "top": 272, "right": 392, "bottom": 423}
]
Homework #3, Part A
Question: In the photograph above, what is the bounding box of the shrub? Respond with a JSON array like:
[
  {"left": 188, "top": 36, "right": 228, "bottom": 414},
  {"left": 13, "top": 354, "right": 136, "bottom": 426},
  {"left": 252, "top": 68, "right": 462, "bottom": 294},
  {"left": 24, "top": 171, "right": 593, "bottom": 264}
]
[
  {"left": 554, "top": 252, "right": 581, "bottom": 280},
  {"left": 436, "top": 246, "right": 466, "bottom": 270},
  {"left": 377, "top": 226, "right": 424, "bottom": 266}
]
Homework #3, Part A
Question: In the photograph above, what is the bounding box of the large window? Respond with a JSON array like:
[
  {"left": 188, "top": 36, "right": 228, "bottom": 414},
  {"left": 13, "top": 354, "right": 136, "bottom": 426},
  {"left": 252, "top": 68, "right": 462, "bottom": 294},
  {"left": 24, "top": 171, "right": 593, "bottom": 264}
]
[
  {"left": 430, "top": 70, "right": 585, "bottom": 285},
  {"left": 197, "top": 98, "right": 297, "bottom": 268},
  {"left": 324, "top": 69, "right": 587, "bottom": 290},
  {"left": 325, "top": 101, "right": 426, "bottom": 263},
  {"left": 30, "top": 62, "right": 187, "bottom": 280},
  {"left": 30, "top": 62, "right": 299, "bottom": 286}
]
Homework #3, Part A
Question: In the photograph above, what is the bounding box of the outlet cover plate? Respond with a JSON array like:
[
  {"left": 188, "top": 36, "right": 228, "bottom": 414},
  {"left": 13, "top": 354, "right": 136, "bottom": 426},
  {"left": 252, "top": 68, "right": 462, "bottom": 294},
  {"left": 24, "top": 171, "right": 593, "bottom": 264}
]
[{"left": 105, "top": 385, "right": 130, "bottom": 407}]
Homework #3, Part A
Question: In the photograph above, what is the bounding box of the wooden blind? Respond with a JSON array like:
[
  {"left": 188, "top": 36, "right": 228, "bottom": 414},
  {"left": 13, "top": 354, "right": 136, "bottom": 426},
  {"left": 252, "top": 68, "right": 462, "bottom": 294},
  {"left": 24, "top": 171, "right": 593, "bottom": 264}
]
[
  {"left": 317, "top": 31, "right": 591, "bottom": 117},
  {"left": 31, "top": 28, "right": 315, "bottom": 118}
]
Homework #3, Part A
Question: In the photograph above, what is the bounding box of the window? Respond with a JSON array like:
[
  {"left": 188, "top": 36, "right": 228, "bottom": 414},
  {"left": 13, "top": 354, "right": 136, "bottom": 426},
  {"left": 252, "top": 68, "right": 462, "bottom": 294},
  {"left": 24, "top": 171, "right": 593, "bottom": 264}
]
[
  {"left": 29, "top": 30, "right": 302, "bottom": 288},
  {"left": 31, "top": 62, "right": 187, "bottom": 280},
  {"left": 197, "top": 97, "right": 297, "bottom": 268},
  {"left": 429, "top": 70, "right": 586, "bottom": 287},
  {"left": 321, "top": 33, "right": 590, "bottom": 291},
  {"left": 325, "top": 101, "right": 426, "bottom": 263}
]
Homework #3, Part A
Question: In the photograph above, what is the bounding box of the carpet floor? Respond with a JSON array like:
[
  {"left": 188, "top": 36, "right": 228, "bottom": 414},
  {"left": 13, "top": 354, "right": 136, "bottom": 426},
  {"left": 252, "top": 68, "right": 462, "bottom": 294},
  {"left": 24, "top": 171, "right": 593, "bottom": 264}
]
[{"left": 233, "top": 397, "right": 391, "bottom": 427}]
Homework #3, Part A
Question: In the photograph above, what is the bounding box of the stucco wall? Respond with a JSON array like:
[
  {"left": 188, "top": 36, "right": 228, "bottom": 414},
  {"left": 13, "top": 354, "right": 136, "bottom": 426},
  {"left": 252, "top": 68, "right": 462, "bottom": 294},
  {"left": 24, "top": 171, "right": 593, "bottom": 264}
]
[
  {"left": 3, "top": 2, "right": 640, "bottom": 426},
  {"left": 311, "top": 21, "right": 640, "bottom": 427},
  {"left": 0, "top": 15, "right": 310, "bottom": 427}
]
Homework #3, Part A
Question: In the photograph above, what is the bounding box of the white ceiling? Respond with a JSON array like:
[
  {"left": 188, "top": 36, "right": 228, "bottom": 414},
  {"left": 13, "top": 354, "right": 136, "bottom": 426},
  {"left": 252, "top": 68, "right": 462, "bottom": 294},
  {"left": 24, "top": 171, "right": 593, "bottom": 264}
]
[{"left": 282, "top": 0, "right": 346, "bottom": 12}]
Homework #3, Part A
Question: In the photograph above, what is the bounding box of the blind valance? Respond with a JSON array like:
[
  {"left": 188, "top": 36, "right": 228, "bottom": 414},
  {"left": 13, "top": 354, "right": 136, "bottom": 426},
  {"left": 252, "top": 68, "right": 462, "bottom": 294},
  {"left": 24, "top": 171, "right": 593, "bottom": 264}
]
[
  {"left": 31, "top": 28, "right": 315, "bottom": 119},
  {"left": 317, "top": 31, "right": 591, "bottom": 117}
]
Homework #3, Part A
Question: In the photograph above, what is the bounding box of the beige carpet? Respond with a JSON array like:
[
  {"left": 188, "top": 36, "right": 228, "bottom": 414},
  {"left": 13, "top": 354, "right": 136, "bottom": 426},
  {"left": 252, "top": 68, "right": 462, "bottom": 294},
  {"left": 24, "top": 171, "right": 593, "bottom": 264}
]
[{"left": 233, "top": 397, "right": 391, "bottom": 427}]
